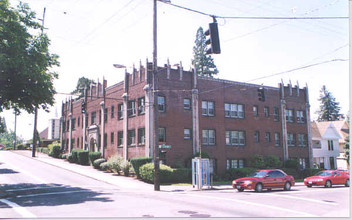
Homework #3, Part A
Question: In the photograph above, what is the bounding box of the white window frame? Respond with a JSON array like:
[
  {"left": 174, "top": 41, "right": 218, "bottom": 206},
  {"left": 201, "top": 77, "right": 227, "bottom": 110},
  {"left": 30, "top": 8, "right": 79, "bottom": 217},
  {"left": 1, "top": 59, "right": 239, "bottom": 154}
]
[{"left": 202, "top": 101, "right": 215, "bottom": 116}]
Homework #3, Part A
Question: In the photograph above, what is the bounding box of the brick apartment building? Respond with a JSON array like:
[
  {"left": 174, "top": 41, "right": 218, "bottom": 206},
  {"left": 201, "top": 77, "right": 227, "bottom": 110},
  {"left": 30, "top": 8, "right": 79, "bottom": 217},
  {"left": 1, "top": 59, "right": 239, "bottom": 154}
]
[{"left": 61, "top": 61, "right": 312, "bottom": 174}]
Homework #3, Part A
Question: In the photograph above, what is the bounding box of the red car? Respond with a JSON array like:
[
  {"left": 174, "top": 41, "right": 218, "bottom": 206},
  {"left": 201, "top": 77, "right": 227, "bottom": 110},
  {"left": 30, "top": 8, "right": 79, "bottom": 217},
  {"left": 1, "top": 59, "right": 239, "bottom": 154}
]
[
  {"left": 304, "top": 170, "right": 350, "bottom": 188},
  {"left": 232, "top": 169, "right": 295, "bottom": 192}
]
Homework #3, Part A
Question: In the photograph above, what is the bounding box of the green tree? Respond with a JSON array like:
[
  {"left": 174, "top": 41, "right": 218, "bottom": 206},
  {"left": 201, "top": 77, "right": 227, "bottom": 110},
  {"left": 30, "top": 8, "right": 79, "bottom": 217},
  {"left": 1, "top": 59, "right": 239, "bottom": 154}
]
[
  {"left": 71, "top": 77, "right": 95, "bottom": 98},
  {"left": 316, "top": 85, "right": 343, "bottom": 121},
  {"left": 0, "top": 129, "right": 23, "bottom": 148},
  {"left": 0, "top": 116, "right": 7, "bottom": 133},
  {"left": 0, "top": 0, "right": 59, "bottom": 114},
  {"left": 345, "top": 136, "right": 349, "bottom": 165},
  {"left": 192, "top": 27, "right": 218, "bottom": 77}
]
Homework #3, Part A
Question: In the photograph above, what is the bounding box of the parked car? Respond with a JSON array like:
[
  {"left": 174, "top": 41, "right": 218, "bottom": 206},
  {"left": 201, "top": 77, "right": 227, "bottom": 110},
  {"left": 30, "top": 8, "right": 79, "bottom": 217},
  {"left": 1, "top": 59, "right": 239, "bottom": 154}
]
[
  {"left": 232, "top": 169, "right": 295, "bottom": 192},
  {"left": 304, "top": 170, "right": 350, "bottom": 188}
]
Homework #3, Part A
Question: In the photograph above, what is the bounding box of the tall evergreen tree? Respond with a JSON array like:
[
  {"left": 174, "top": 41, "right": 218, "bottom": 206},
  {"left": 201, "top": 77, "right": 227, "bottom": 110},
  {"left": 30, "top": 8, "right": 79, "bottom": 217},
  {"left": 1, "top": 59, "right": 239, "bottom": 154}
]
[
  {"left": 71, "top": 77, "right": 95, "bottom": 98},
  {"left": 344, "top": 136, "right": 349, "bottom": 165},
  {"left": 316, "top": 85, "right": 343, "bottom": 121},
  {"left": 192, "top": 27, "right": 218, "bottom": 77}
]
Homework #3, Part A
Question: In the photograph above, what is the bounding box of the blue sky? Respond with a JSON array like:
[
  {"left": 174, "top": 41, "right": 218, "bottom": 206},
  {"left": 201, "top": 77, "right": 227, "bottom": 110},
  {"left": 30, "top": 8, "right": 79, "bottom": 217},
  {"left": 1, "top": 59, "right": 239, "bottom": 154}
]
[{"left": 3, "top": 0, "right": 349, "bottom": 140}]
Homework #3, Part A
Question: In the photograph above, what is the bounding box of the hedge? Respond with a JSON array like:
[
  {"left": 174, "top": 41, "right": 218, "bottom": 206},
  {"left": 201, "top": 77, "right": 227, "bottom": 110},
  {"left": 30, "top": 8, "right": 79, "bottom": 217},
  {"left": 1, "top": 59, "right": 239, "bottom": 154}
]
[
  {"left": 130, "top": 157, "right": 152, "bottom": 179},
  {"left": 139, "top": 163, "right": 191, "bottom": 184},
  {"left": 93, "top": 158, "right": 106, "bottom": 169},
  {"left": 222, "top": 168, "right": 258, "bottom": 181},
  {"left": 100, "top": 162, "right": 109, "bottom": 171},
  {"left": 77, "top": 150, "right": 89, "bottom": 165},
  {"left": 48, "top": 142, "right": 62, "bottom": 158},
  {"left": 89, "top": 152, "right": 102, "bottom": 165}
]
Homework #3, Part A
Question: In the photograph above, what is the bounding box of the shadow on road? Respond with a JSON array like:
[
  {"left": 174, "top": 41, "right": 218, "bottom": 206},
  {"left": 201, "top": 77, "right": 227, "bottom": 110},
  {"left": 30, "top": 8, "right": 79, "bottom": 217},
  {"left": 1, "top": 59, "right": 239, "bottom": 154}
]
[
  {"left": 0, "top": 183, "right": 113, "bottom": 207},
  {"left": 0, "top": 168, "right": 19, "bottom": 174}
]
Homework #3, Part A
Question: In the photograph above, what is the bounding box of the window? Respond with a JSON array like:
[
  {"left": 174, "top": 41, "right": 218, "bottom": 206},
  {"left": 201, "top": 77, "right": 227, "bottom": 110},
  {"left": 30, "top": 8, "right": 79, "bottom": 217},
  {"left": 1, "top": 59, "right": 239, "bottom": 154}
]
[
  {"left": 226, "top": 159, "right": 245, "bottom": 169},
  {"left": 184, "top": 98, "right": 191, "bottom": 110},
  {"left": 225, "top": 131, "right": 245, "bottom": 146},
  {"left": 328, "top": 140, "right": 334, "bottom": 151},
  {"left": 299, "top": 158, "right": 306, "bottom": 170},
  {"left": 314, "top": 157, "right": 325, "bottom": 169},
  {"left": 128, "top": 101, "right": 136, "bottom": 117},
  {"left": 99, "top": 110, "right": 101, "bottom": 124},
  {"left": 184, "top": 128, "right": 191, "bottom": 140},
  {"left": 138, "top": 128, "right": 145, "bottom": 144},
  {"left": 265, "top": 132, "right": 270, "bottom": 143},
  {"left": 85, "top": 114, "right": 88, "bottom": 127},
  {"left": 104, "top": 108, "right": 108, "bottom": 123},
  {"left": 275, "top": 132, "right": 280, "bottom": 146},
  {"left": 66, "top": 121, "right": 69, "bottom": 131},
  {"left": 273, "top": 107, "right": 279, "bottom": 121},
  {"left": 224, "top": 103, "right": 244, "bottom": 118},
  {"left": 298, "top": 134, "right": 307, "bottom": 147},
  {"left": 118, "top": 103, "right": 123, "bottom": 120},
  {"left": 158, "top": 96, "right": 165, "bottom": 112},
  {"left": 72, "top": 118, "right": 76, "bottom": 130},
  {"left": 202, "top": 129, "right": 215, "bottom": 145},
  {"left": 288, "top": 133, "right": 296, "bottom": 146},
  {"left": 202, "top": 101, "right": 214, "bottom": 116},
  {"left": 77, "top": 117, "right": 80, "bottom": 127},
  {"left": 111, "top": 106, "right": 115, "bottom": 118},
  {"left": 118, "top": 131, "right": 123, "bottom": 146},
  {"left": 254, "top": 131, "right": 260, "bottom": 143},
  {"left": 264, "top": 107, "right": 269, "bottom": 117},
  {"left": 296, "top": 110, "right": 305, "bottom": 123},
  {"left": 72, "top": 138, "right": 75, "bottom": 148},
  {"left": 138, "top": 97, "right": 145, "bottom": 115},
  {"left": 111, "top": 132, "right": 114, "bottom": 144},
  {"left": 285, "top": 109, "right": 294, "bottom": 122},
  {"left": 253, "top": 106, "right": 258, "bottom": 117},
  {"left": 159, "top": 127, "right": 166, "bottom": 142},
  {"left": 104, "top": 133, "right": 107, "bottom": 148},
  {"left": 77, "top": 138, "right": 79, "bottom": 148},
  {"left": 128, "top": 130, "right": 135, "bottom": 145}
]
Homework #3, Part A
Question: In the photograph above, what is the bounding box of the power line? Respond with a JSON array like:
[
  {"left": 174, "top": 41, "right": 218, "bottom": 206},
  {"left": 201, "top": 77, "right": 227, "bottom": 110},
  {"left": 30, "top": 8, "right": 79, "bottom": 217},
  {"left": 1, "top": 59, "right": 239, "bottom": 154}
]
[{"left": 162, "top": 1, "right": 348, "bottom": 20}]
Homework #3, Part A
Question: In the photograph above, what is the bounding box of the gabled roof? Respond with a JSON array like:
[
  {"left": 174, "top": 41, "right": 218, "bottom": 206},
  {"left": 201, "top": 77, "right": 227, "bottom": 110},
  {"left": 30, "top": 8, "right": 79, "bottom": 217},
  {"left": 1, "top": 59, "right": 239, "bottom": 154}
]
[
  {"left": 39, "top": 127, "right": 48, "bottom": 140},
  {"left": 329, "top": 120, "right": 349, "bottom": 144},
  {"left": 311, "top": 121, "right": 342, "bottom": 140}
]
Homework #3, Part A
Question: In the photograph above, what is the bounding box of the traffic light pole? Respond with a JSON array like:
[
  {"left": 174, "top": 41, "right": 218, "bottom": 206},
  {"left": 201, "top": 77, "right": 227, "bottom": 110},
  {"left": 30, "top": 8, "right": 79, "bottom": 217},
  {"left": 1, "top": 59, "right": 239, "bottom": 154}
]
[{"left": 153, "top": 0, "right": 160, "bottom": 191}]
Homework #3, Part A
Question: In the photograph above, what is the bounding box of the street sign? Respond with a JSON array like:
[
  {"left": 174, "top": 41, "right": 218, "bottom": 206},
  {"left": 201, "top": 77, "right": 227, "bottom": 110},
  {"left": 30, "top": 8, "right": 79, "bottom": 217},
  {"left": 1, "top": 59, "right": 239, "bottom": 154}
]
[{"left": 159, "top": 144, "right": 171, "bottom": 149}]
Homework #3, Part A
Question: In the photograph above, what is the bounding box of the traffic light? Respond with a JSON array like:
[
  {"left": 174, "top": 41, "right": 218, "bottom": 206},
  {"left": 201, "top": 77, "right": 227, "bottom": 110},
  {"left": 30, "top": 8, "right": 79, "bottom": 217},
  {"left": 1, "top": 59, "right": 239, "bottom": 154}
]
[
  {"left": 81, "top": 100, "right": 86, "bottom": 113},
  {"left": 258, "top": 87, "right": 265, "bottom": 102},
  {"left": 205, "top": 22, "right": 221, "bottom": 54}
]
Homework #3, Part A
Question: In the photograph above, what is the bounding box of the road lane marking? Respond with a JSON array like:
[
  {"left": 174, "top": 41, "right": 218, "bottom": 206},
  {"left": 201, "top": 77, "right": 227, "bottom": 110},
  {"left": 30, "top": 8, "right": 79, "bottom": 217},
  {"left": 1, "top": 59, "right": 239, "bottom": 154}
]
[
  {"left": 6, "top": 185, "right": 66, "bottom": 192},
  {"left": 187, "top": 194, "right": 316, "bottom": 217},
  {"left": 0, "top": 199, "right": 36, "bottom": 218},
  {"left": 265, "top": 194, "right": 338, "bottom": 206},
  {"left": 16, "top": 190, "right": 90, "bottom": 198}
]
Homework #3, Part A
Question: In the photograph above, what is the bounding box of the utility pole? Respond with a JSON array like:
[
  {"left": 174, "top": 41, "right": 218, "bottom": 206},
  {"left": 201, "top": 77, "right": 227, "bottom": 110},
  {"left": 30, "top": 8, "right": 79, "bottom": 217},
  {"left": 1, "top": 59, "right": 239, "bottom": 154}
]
[
  {"left": 32, "top": 7, "right": 46, "bottom": 157},
  {"left": 153, "top": 0, "right": 160, "bottom": 191}
]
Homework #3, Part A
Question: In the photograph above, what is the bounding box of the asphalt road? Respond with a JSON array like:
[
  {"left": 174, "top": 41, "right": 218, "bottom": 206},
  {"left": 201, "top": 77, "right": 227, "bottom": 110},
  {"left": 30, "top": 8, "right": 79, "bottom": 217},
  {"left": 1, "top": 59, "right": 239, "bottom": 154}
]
[{"left": 0, "top": 151, "right": 350, "bottom": 218}]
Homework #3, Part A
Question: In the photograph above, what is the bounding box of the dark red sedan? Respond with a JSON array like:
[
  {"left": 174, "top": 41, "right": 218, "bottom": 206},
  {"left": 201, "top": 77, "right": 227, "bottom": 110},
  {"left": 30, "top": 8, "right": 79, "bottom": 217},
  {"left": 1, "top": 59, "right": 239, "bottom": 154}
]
[
  {"left": 304, "top": 170, "right": 350, "bottom": 188},
  {"left": 232, "top": 169, "right": 295, "bottom": 192}
]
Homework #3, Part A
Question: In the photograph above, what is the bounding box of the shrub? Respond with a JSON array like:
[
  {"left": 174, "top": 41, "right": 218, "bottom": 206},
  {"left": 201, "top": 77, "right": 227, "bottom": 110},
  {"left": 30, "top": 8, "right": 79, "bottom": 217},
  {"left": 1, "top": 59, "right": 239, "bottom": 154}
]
[
  {"left": 263, "top": 155, "right": 282, "bottom": 168},
  {"left": 77, "top": 150, "right": 89, "bottom": 165},
  {"left": 193, "top": 151, "right": 210, "bottom": 159},
  {"left": 139, "top": 163, "right": 191, "bottom": 184},
  {"left": 298, "top": 168, "right": 324, "bottom": 179},
  {"left": 284, "top": 159, "right": 299, "bottom": 169},
  {"left": 93, "top": 158, "right": 106, "bottom": 169},
  {"left": 122, "top": 161, "right": 132, "bottom": 176},
  {"left": 89, "top": 152, "right": 102, "bottom": 165},
  {"left": 250, "top": 154, "right": 265, "bottom": 168},
  {"left": 61, "top": 154, "right": 68, "bottom": 159},
  {"left": 67, "top": 154, "right": 74, "bottom": 163},
  {"left": 222, "top": 168, "right": 258, "bottom": 181},
  {"left": 16, "top": 144, "right": 24, "bottom": 150},
  {"left": 99, "top": 162, "right": 109, "bottom": 171},
  {"left": 48, "top": 142, "right": 62, "bottom": 158},
  {"left": 130, "top": 157, "right": 152, "bottom": 178},
  {"left": 107, "top": 155, "right": 124, "bottom": 174}
]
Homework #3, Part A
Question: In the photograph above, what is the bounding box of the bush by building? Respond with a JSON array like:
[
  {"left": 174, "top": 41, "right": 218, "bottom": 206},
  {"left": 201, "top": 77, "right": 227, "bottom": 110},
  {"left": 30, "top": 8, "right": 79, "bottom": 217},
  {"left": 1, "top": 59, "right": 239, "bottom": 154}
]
[
  {"left": 263, "top": 155, "right": 282, "bottom": 168},
  {"left": 130, "top": 157, "right": 152, "bottom": 179},
  {"left": 107, "top": 155, "right": 124, "bottom": 174},
  {"left": 93, "top": 158, "right": 106, "bottom": 169},
  {"left": 99, "top": 162, "right": 109, "bottom": 171},
  {"left": 89, "top": 152, "right": 102, "bottom": 165},
  {"left": 284, "top": 159, "right": 299, "bottom": 169},
  {"left": 48, "top": 142, "right": 62, "bottom": 158},
  {"left": 77, "top": 150, "right": 89, "bottom": 165},
  {"left": 249, "top": 154, "right": 265, "bottom": 168},
  {"left": 139, "top": 163, "right": 191, "bottom": 184},
  {"left": 222, "top": 168, "right": 258, "bottom": 181}
]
